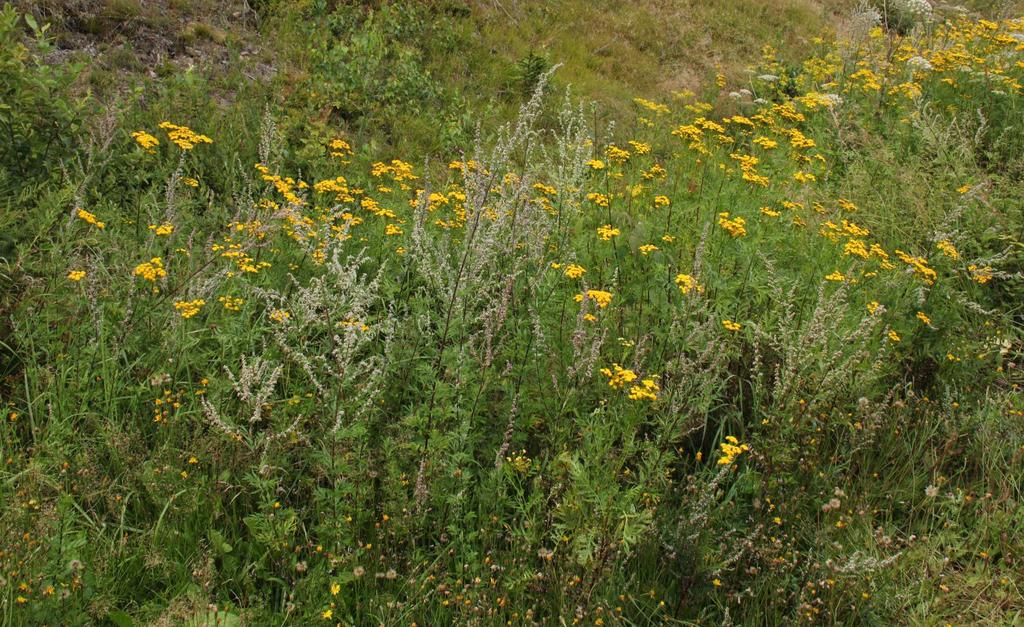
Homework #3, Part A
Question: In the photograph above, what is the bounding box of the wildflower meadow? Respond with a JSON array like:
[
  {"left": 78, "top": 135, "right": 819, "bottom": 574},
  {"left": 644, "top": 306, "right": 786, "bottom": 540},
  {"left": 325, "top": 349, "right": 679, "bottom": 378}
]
[{"left": 1, "top": 0, "right": 1023, "bottom": 624}]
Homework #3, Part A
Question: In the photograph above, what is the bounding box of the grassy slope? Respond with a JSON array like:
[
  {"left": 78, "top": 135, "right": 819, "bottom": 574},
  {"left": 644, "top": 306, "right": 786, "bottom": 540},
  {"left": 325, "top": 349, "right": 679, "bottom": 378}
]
[{"left": 15, "top": 0, "right": 858, "bottom": 154}]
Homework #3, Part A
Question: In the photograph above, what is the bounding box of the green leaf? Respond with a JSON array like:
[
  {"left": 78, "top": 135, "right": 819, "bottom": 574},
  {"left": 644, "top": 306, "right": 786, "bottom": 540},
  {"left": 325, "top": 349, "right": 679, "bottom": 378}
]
[{"left": 106, "top": 610, "right": 134, "bottom": 627}]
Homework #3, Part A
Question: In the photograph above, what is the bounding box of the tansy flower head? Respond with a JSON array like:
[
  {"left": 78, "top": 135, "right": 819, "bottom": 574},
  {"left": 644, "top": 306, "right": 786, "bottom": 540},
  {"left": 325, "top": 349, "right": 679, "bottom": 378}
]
[
  {"left": 717, "top": 436, "right": 750, "bottom": 465},
  {"left": 159, "top": 121, "right": 213, "bottom": 150},
  {"left": 600, "top": 364, "right": 638, "bottom": 389},
  {"left": 131, "top": 130, "right": 160, "bottom": 152},
  {"left": 575, "top": 289, "right": 613, "bottom": 308},
  {"left": 173, "top": 299, "right": 206, "bottom": 319},
  {"left": 597, "top": 224, "right": 620, "bottom": 240},
  {"left": 77, "top": 208, "right": 105, "bottom": 229},
  {"left": 717, "top": 212, "right": 747, "bottom": 237},
  {"left": 133, "top": 257, "right": 167, "bottom": 282},
  {"left": 675, "top": 274, "right": 703, "bottom": 295},
  {"left": 564, "top": 264, "right": 586, "bottom": 279},
  {"left": 628, "top": 378, "right": 660, "bottom": 401}
]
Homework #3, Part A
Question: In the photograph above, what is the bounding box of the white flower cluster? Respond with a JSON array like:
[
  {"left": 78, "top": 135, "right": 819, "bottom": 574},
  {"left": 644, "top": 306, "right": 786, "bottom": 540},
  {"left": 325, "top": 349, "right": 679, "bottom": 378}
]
[{"left": 897, "top": 0, "right": 933, "bottom": 19}]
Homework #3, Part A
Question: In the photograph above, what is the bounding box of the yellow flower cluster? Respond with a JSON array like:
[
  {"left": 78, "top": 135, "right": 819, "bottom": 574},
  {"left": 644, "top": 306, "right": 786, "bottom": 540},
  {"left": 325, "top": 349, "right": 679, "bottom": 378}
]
[
  {"left": 936, "top": 240, "right": 959, "bottom": 260},
  {"left": 173, "top": 299, "right": 206, "bottom": 319},
  {"left": 587, "top": 193, "right": 610, "bottom": 208},
  {"left": 149, "top": 223, "right": 174, "bottom": 236},
  {"left": 968, "top": 264, "right": 993, "bottom": 284},
  {"left": 131, "top": 130, "right": 160, "bottom": 152},
  {"left": 674, "top": 274, "right": 702, "bottom": 295},
  {"left": 158, "top": 122, "right": 213, "bottom": 150},
  {"left": 329, "top": 138, "right": 353, "bottom": 159},
  {"left": 717, "top": 212, "right": 747, "bottom": 237},
  {"left": 77, "top": 208, "right": 105, "bottom": 229},
  {"left": 133, "top": 257, "right": 167, "bottom": 282},
  {"left": 717, "top": 436, "right": 750, "bottom": 465},
  {"left": 371, "top": 159, "right": 418, "bottom": 182},
  {"left": 596, "top": 224, "right": 620, "bottom": 240},
  {"left": 600, "top": 364, "right": 638, "bottom": 389},
  {"left": 894, "top": 250, "right": 937, "bottom": 285},
  {"left": 563, "top": 264, "right": 586, "bottom": 279},
  {"left": 627, "top": 378, "right": 660, "bottom": 401},
  {"left": 218, "top": 295, "right": 244, "bottom": 311},
  {"left": 574, "top": 289, "right": 613, "bottom": 309}
]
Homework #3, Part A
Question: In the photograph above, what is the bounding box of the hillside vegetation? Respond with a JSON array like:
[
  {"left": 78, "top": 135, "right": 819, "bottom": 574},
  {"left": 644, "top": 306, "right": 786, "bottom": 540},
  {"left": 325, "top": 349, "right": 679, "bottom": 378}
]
[{"left": 1, "top": 1, "right": 1024, "bottom": 625}]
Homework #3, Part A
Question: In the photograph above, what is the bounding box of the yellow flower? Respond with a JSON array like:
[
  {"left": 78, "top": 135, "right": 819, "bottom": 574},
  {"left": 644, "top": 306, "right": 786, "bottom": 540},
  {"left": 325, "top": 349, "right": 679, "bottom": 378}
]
[
  {"left": 916, "top": 311, "right": 932, "bottom": 326},
  {"left": 385, "top": 224, "right": 404, "bottom": 236},
  {"left": 575, "top": 290, "right": 613, "bottom": 308},
  {"left": 825, "top": 271, "right": 846, "bottom": 282},
  {"left": 722, "top": 320, "right": 741, "bottom": 332},
  {"left": 331, "top": 582, "right": 341, "bottom": 596},
  {"left": 148, "top": 223, "right": 175, "bottom": 236},
  {"left": 270, "top": 309, "right": 291, "bottom": 323},
  {"left": 133, "top": 257, "right": 167, "bottom": 282},
  {"left": 605, "top": 145, "right": 631, "bottom": 163},
  {"left": 131, "top": 130, "right": 160, "bottom": 152},
  {"left": 596, "top": 224, "right": 620, "bottom": 241},
  {"left": 587, "top": 159, "right": 606, "bottom": 170},
  {"left": 67, "top": 270, "right": 86, "bottom": 281},
  {"left": 218, "top": 295, "right": 244, "bottom": 311},
  {"left": 173, "top": 299, "right": 206, "bottom": 319},
  {"left": 717, "top": 435, "right": 749, "bottom": 465},
  {"left": 936, "top": 240, "right": 959, "bottom": 260},
  {"left": 600, "top": 364, "right": 638, "bottom": 389},
  {"left": 866, "top": 301, "right": 881, "bottom": 315},
  {"left": 564, "top": 264, "right": 586, "bottom": 279},
  {"left": 675, "top": 274, "right": 703, "bottom": 295},
  {"left": 587, "top": 193, "right": 610, "bottom": 208},
  {"left": 77, "top": 208, "right": 105, "bottom": 229},
  {"left": 158, "top": 121, "right": 213, "bottom": 150},
  {"left": 638, "top": 244, "right": 658, "bottom": 255},
  {"left": 968, "top": 264, "right": 994, "bottom": 284},
  {"left": 329, "top": 137, "right": 353, "bottom": 159},
  {"left": 654, "top": 195, "right": 670, "bottom": 207},
  {"left": 888, "top": 330, "right": 901, "bottom": 342},
  {"left": 717, "top": 212, "right": 747, "bottom": 237},
  {"left": 321, "top": 609, "right": 333, "bottom": 620},
  {"left": 628, "top": 378, "right": 660, "bottom": 401}
]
